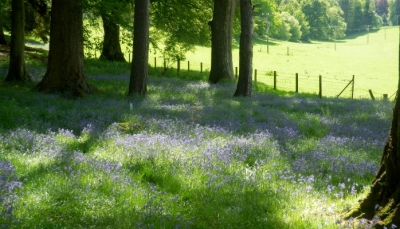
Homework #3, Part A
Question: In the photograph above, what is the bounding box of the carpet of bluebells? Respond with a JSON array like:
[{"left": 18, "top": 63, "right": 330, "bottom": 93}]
[{"left": 0, "top": 74, "right": 394, "bottom": 228}]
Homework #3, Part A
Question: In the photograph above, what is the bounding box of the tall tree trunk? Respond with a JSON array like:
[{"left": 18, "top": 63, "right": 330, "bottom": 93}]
[
  {"left": 208, "top": 0, "right": 237, "bottom": 84},
  {"left": 346, "top": 32, "right": 400, "bottom": 228},
  {"left": 35, "top": 0, "right": 92, "bottom": 97},
  {"left": 128, "top": 0, "right": 149, "bottom": 96},
  {"left": 234, "top": 0, "right": 253, "bottom": 97},
  {"left": 100, "top": 14, "right": 126, "bottom": 62},
  {"left": 5, "top": 0, "right": 31, "bottom": 82}
]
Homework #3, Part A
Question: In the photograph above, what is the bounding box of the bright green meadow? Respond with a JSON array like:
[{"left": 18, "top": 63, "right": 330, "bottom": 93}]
[
  {"left": 152, "top": 27, "right": 398, "bottom": 99},
  {"left": 0, "top": 29, "right": 397, "bottom": 228}
]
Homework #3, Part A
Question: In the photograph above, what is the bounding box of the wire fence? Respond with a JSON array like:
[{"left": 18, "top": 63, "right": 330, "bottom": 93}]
[
  {"left": 253, "top": 70, "right": 356, "bottom": 99},
  {"left": 81, "top": 26, "right": 399, "bottom": 101},
  {"left": 144, "top": 56, "right": 394, "bottom": 101}
]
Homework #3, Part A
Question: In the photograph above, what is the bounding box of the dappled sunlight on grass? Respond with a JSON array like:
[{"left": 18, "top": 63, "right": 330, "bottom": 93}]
[{"left": 0, "top": 72, "right": 394, "bottom": 228}]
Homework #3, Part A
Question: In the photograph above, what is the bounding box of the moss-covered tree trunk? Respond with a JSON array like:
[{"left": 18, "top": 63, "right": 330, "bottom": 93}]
[
  {"left": 100, "top": 14, "right": 126, "bottom": 62},
  {"left": 234, "top": 0, "right": 253, "bottom": 97},
  {"left": 5, "top": 0, "right": 31, "bottom": 82},
  {"left": 128, "top": 0, "right": 149, "bottom": 96},
  {"left": 36, "top": 0, "right": 92, "bottom": 97},
  {"left": 346, "top": 38, "right": 400, "bottom": 228},
  {"left": 208, "top": 0, "right": 237, "bottom": 84}
]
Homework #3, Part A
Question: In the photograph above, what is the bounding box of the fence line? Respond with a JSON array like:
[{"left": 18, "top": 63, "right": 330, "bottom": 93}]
[{"left": 146, "top": 56, "right": 393, "bottom": 100}]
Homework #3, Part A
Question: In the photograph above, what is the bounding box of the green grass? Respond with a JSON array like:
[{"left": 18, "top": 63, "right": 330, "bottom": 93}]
[
  {"left": 0, "top": 69, "right": 393, "bottom": 228},
  {"left": 0, "top": 27, "right": 397, "bottom": 228},
  {"left": 3, "top": 25, "right": 397, "bottom": 100},
  {"left": 150, "top": 27, "right": 398, "bottom": 99}
]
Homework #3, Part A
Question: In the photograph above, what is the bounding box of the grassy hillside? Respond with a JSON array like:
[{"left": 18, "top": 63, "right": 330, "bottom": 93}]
[
  {"left": 149, "top": 27, "right": 398, "bottom": 99},
  {"left": 2, "top": 25, "right": 397, "bottom": 99}
]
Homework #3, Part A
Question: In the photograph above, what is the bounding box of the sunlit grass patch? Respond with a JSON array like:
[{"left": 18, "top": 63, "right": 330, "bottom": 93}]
[{"left": 0, "top": 71, "right": 394, "bottom": 228}]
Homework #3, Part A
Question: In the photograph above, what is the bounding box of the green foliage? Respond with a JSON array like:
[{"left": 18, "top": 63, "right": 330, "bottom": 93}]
[
  {"left": 150, "top": 0, "right": 212, "bottom": 61},
  {"left": 25, "top": 0, "right": 51, "bottom": 43},
  {"left": 301, "top": 0, "right": 346, "bottom": 40},
  {"left": 376, "top": 0, "right": 389, "bottom": 16},
  {"left": 0, "top": 0, "right": 51, "bottom": 43},
  {"left": 252, "top": 0, "right": 279, "bottom": 37},
  {"left": 274, "top": 13, "right": 292, "bottom": 40},
  {"left": 326, "top": 4, "right": 347, "bottom": 39},
  {"left": 82, "top": 0, "right": 133, "bottom": 58},
  {"left": 0, "top": 0, "right": 11, "bottom": 31},
  {"left": 341, "top": 0, "right": 383, "bottom": 34},
  {"left": 388, "top": 0, "right": 398, "bottom": 25},
  {"left": 279, "top": 0, "right": 311, "bottom": 41},
  {"left": 276, "top": 12, "right": 302, "bottom": 41}
]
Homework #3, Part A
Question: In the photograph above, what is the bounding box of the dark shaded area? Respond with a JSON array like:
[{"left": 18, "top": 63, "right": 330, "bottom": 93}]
[
  {"left": 340, "top": 28, "right": 381, "bottom": 40},
  {"left": 0, "top": 25, "right": 7, "bottom": 45},
  {"left": 6, "top": 0, "right": 31, "bottom": 82},
  {"left": 99, "top": 14, "right": 126, "bottom": 62}
]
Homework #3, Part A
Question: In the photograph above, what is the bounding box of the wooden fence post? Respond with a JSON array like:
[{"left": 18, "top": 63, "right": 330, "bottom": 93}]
[
  {"left": 295, "top": 73, "right": 299, "bottom": 93},
  {"left": 369, "top": 89, "right": 375, "bottom": 100},
  {"left": 254, "top": 69, "right": 257, "bottom": 82},
  {"left": 177, "top": 59, "right": 180, "bottom": 74},
  {"left": 274, "top": 71, "right": 277, "bottom": 90},
  {"left": 351, "top": 75, "right": 355, "bottom": 99},
  {"left": 235, "top": 67, "right": 238, "bottom": 79},
  {"left": 383, "top": 94, "right": 388, "bottom": 101},
  {"left": 154, "top": 57, "right": 156, "bottom": 71},
  {"left": 164, "top": 60, "right": 167, "bottom": 72},
  {"left": 201, "top": 62, "right": 203, "bottom": 73},
  {"left": 319, "top": 75, "right": 322, "bottom": 99},
  {"left": 188, "top": 61, "right": 190, "bottom": 72}
]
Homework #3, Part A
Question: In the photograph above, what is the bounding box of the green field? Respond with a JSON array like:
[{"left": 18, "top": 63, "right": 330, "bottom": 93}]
[
  {"left": 12, "top": 25, "right": 399, "bottom": 99},
  {"left": 146, "top": 27, "right": 398, "bottom": 99}
]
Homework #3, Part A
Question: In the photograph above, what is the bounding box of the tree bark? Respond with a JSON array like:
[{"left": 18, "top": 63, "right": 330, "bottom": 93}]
[
  {"left": 5, "top": 0, "right": 31, "bottom": 82},
  {"left": 346, "top": 37, "right": 400, "bottom": 228},
  {"left": 35, "top": 0, "right": 92, "bottom": 97},
  {"left": 100, "top": 14, "right": 126, "bottom": 62},
  {"left": 128, "top": 0, "right": 149, "bottom": 96},
  {"left": 234, "top": 0, "right": 253, "bottom": 97},
  {"left": 208, "top": 0, "right": 237, "bottom": 84}
]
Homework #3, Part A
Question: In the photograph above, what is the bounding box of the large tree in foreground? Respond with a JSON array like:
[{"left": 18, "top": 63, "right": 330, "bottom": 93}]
[
  {"left": 5, "top": 0, "right": 31, "bottom": 82},
  {"left": 128, "top": 0, "right": 149, "bottom": 96},
  {"left": 36, "top": 0, "right": 92, "bottom": 97},
  {"left": 208, "top": 0, "right": 237, "bottom": 84},
  {"left": 234, "top": 0, "right": 253, "bottom": 97},
  {"left": 346, "top": 44, "right": 400, "bottom": 227}
]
